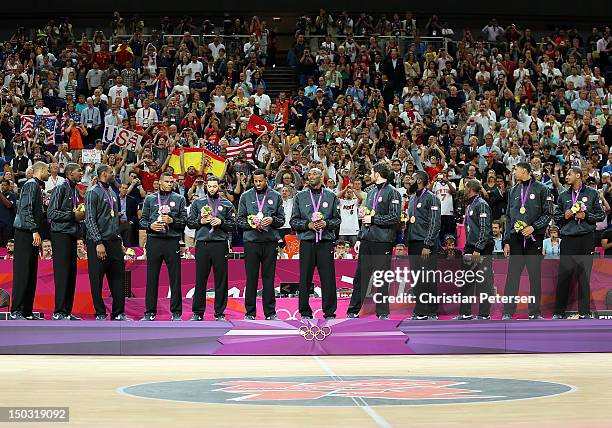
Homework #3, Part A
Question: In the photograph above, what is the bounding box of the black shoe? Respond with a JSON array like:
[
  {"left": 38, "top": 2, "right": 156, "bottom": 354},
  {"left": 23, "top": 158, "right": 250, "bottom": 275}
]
[
  {"left": 324, "top": 315, "right": 336, "bottom": 320},
  {"left": 171, "top": 313, "right": 182, "bottom": 321},
  {"left": 579, "top": 314, "right": 594, "bottom": 319},
  {"left": 552, "top": 314, "right": 565, "bottom": 320},
  {"left": 529, "top": 314, "right": 543, "bottom": 320},
  {"left": 95, "top": 314, "right": 107, "bottom": 321},
  {"left": 26, "top": 313, "right": 44, "bottom": 320},
  {"left": 377, "top": 314, "right": 390, "bottom": 320},
  {"left": 244, "top": 315, "right": 256, "bottom": 320},
  {"left": 141, "top": 313, "right": 156, "bottom": 321},
  {"left": 411, "top": 314, "right": 429, "bottom": 320},
  {"left": 112, "top": 314, "right": 132, "bottom": 321},
  {"left": 66, "top": 314, "right": 81, "bottom": 321},
  {"left": 301, "top": 315, "right": 313, "bottom": 320},
  {"left": 215, "top": 315, "right": 226, "bottom": 321},
  {"left": 190, "top": 314, "right": 203, "bottom": 321},
  {"left": 265, "top": 315, "right": 279, "bottom": 320},
  {"left": 428, "top": 314, "right": 439, "bottom": 320},
  {"left": 476, "top": 315, "right": 491, "bottom": 320},
  {"left": 346, "top": 313, "right": 359, "bottom": 319},
  {"left": 453, "top": 314, "right": 473, "bottom": 321},
  {"left": 52, "top": 313, "right": 67, "bottom": 320},
  {"left": 501, "top": 314, "right": 513, "bottom": 321},
  {"left": 9, "top": 312, "right": 26, "bottom": 320}
]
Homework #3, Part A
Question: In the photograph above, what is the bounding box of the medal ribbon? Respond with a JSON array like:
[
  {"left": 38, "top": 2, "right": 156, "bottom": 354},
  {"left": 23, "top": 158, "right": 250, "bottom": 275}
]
[
  {"left": 98, "top": 184, "right": 115, "bottom": 213},
  {"left": 410, "top": 188, "right": 426, "bottom": 220},
  {"left": 370, "top": 184, "right": 386, "bottom": 212},
  {"left": 309, "top": 189, "right": 324, "bottom": 242},
  {"left": 520, "top": 180, "right": 532, "bottom": 211},
  {"left": 571, "top": 186, "right": 582, "bottom": 205},
  {"left": 206, "top": 194, "right": 221, "bottom": 216},
  {"left": 157, "top": 191, "right": 173, "bottom": 210},
  {"left": 255, "top": 189, "right": 268, "bottom": 213}
]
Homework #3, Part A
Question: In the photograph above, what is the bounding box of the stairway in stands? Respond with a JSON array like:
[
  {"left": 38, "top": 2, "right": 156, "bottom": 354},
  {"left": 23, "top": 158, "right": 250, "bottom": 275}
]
[{"left": 264, "top": 61, "right": 297, "bottom": 101}]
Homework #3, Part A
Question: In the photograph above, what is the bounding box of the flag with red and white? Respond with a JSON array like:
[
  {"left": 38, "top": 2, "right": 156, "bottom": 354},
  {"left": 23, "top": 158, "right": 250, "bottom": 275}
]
[
  {"left": 247, "top": 114, "right": 274, "bottom": 135},
  {"left": 20, "top": 114, "right": 57, "bottom": 145},
  {"left": 225, "top": 138, "right": 254, "bottom": 161}
]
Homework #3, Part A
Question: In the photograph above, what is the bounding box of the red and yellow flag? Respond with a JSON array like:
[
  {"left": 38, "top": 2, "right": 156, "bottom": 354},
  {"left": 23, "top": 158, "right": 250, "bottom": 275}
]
[{"left": 168, "top": 148, "right": 226, "bottom": 178}]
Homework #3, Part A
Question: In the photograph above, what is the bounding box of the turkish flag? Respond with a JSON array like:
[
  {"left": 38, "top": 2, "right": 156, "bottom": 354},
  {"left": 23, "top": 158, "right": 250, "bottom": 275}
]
[{"left": 247, "top": 114, "right": 274, "bottom": 136}]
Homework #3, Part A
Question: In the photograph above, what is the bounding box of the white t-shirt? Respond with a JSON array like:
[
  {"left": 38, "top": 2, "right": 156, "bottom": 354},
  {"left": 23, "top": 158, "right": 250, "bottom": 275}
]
[
  {"left": 254, "top": 93, "right": 272, "bottom": 115},
  {"left": 184, "top": 204, "right": 197, "bottom": 239},
  {"left": 172, "top": 84, "right": 190, "bottom": 105},
  {"left": 208, "top": 43, "right": 225, "bottom": 61},
  {"left": 186, "top": 61, "right": 204, "bottom": 82},
  {"left": 432, "top": 181, "right": 454, "bottom": 216},
  {"left": 339, "top": 198, "right": 360, "bottom": 236},
  {"left": 45, "top": 174, "right": 65, "bottom": 195},
  {"left": 108, "top": 85, "right": 128, "bottom": 105},
  {"left": 281, "top": 197, "right": 293, "bottom": 229},
  {"left": 212, "top": 95, "right": 227, "bottom": 113}
]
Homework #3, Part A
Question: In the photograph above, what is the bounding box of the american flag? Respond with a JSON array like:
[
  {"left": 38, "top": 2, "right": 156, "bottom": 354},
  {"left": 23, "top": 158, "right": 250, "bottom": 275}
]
[
  {"left": 225, "top": 138, "right": 254, "bottom": 161},
  {"left": 204, "top": 141, "right": 221, "bottom": 156},
  {"left": 20, "top": 114, "right": 57, "bottom": 145}
]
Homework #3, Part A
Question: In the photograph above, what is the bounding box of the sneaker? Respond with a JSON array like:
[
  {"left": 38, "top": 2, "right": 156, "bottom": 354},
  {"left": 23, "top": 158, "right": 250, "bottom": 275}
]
[
  {"left": 411, "top": 314, "right": 429, "bottom": 320},
  {"left": 529, "top": 314, "right": 543, "bottom": 320},
  {"left": 301, "top": 315, "right": 313, "bottom": 320},
  {"left": 190, "top": 314, "right": 203, "bottom": 321},
  {"left": 265, "top": 315, "right": 279, "bottom": 320},
  {"left": 579, "top": 314, "right": 594, "bottom": 319},
  {"left": 476, "top": 315, "right": 491, "bottom": 320},
  {"left": 244, "top": 315, "right": 256, "bottom": 320},
  {"left": 501, "top": 314, "right": 513, "bottom": 321},
  {"left": 346, "top": 313, "right": 359, "bottom": 319},
  {"left": 215, "top": 315, "right": 226, "bottom": 321},
  {"left": 95, "top": 314, "right": 107, "bottom": 321},
  {"left": 112, "top": 314, "right": 132, "bottom": 321},
  {"left": 171, "top": 313, "right": 182, "bottom": 321},
  {"left": 141, "top": 313, "right": 156, "bottom": 321},
  {"left": 377, "top": 314, "right": 390, "bottom": 320},
  {"left": 9, "top": 312, "right": 26, "bottom": 320},
  {"left": 52, "top": 313, "right": 67, "bottom": 320},
  {"left": 552, "top": 314, "right": 565, "bottom": 320},
  {"left": 66, "top": 314, "right": 81, "bottom": 321},
  {"left": 26, "top": 313, "right": 44, "bottom": 320},
  {"left": 324, "top": 315, "right": 336, "bottom": 320},
  {"left": 453, "top": 314, "right": 473, "bottom": 321},
  {"left": 428, "top": 314, "right": 439, "bottom": 320}
]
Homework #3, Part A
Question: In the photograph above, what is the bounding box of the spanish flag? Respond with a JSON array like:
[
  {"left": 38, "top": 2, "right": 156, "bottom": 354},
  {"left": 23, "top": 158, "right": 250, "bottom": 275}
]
[{"left": 168, "top": 148, "right": 227, "bottom": 179}]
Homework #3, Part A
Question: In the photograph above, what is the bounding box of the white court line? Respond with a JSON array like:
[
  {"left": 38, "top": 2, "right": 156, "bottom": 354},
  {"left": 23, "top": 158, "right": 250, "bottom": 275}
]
[{"left": 313, "top": 356, "right": 392, "bottom": 428}]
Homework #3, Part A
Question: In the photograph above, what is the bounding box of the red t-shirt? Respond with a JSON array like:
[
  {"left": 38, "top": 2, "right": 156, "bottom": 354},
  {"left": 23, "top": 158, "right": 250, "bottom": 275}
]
[
  {"left": 184, "top": 172, "right": 198, "bottom": 189},
  {"left": 425, "top": 164, "right": 444, "bottom": 182},
  {"left": 139, "top": 169, "right": 162, "bottom": 192}
]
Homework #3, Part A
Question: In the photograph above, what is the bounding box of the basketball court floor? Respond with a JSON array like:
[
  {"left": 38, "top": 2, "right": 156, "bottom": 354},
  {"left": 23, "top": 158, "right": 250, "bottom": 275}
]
[{"left": 1, "top": 353, "right": 610, "bottom": 427}]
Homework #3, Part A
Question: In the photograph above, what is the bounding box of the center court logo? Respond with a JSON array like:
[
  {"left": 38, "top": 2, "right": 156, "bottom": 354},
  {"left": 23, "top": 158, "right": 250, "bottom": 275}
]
[{"left": 119, "top": 376, "right": 573, "bottom": 406}]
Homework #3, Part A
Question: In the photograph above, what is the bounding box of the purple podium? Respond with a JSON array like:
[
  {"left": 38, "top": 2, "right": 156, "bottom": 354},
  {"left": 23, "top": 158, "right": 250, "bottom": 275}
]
[{"left": 1, "top": 319, "right": 612, "bottom": 355}]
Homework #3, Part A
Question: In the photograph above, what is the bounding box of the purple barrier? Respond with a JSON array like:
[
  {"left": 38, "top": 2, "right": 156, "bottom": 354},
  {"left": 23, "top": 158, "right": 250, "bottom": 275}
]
[{"left": 0, "top": 259, "right": 610, "bottom": 318}]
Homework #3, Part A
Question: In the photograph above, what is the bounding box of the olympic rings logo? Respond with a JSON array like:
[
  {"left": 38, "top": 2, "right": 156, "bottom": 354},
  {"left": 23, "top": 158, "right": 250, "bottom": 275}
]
[{"left": 298, "top": 324, "right": 332, "bottom": 341}]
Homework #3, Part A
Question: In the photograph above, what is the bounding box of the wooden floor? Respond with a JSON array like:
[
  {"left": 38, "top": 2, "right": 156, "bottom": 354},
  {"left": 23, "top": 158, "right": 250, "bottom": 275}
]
[{"left": 1, "top": 354, "right": 610, "bottom": 428}]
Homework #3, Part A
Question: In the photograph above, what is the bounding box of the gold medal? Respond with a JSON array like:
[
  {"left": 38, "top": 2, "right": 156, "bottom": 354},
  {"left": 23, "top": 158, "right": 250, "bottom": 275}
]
[
  {"left": 110, "top": 210, "right": 115, "bottom": 217},
  {"left": 519, "top": 207, "right": 526, "bottom": 214},
  {"left": 410, "top": 216, "right": 416, "bottom": 224}
]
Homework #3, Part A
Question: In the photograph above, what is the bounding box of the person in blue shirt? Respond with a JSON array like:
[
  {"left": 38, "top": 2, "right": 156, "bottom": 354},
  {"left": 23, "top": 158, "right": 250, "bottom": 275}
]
[
  {"left": 542, "top": 225, "right": 561, "bottom": 258},
  {"left": 492, "top": 220, "right": 504, "bottom": 254}
]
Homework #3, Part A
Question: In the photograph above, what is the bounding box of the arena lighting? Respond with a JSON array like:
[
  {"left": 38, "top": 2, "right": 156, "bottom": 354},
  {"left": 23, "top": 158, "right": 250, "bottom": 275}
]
[{"left": 272, "top": 17, "right": 281, "bottom": 21}]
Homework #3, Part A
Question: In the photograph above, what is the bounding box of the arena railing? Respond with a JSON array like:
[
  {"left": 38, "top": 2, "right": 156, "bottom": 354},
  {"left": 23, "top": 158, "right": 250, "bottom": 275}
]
[{"left": 302, "top": 34, "right": 448, "bottom": 54}]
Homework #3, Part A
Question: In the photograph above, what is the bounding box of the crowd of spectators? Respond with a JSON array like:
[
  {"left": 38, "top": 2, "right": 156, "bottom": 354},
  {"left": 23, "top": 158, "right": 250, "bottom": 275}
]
[{"left": 0, "top": 12, "right": 611, "bottom": 262}]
